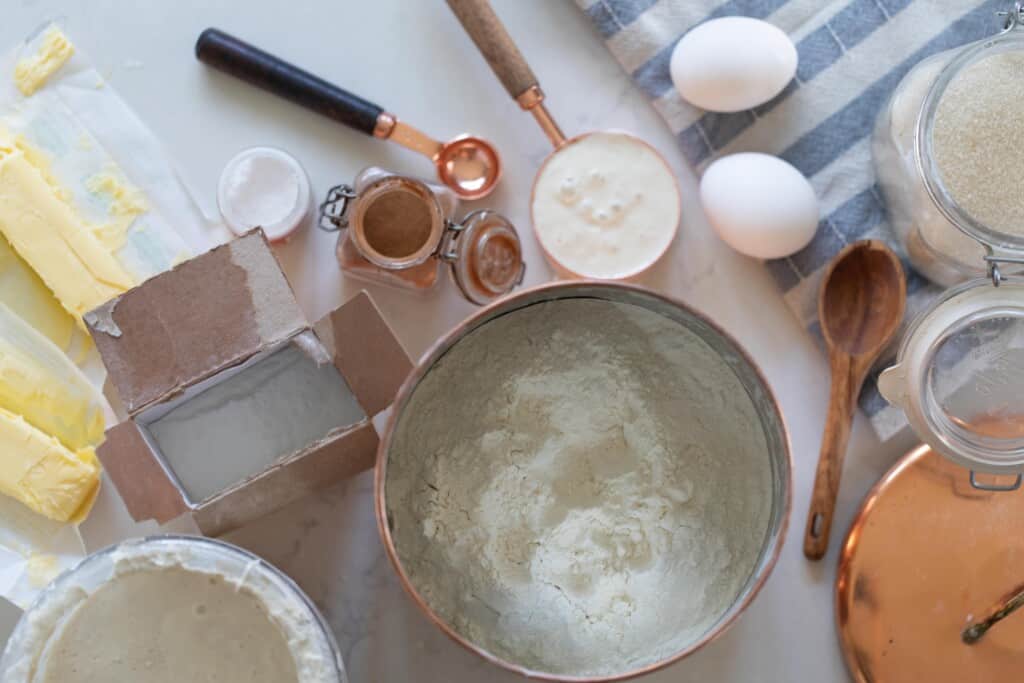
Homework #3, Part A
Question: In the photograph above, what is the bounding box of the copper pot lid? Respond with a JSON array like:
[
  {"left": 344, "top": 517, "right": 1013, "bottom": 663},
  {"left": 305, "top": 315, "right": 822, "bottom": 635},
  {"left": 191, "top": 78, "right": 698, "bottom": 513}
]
[{"left": 837, "top": 444, "right": 1024, "bottom": 682}]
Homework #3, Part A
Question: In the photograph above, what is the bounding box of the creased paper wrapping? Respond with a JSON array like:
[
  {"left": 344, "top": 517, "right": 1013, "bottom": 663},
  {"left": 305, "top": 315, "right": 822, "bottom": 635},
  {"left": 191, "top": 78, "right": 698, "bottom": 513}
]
[
  {"left": 0, "top": 496, "right": 88, "bottom": 610},
  {"left": 0, "top": 23, "right": 219, "bottom": 609}
]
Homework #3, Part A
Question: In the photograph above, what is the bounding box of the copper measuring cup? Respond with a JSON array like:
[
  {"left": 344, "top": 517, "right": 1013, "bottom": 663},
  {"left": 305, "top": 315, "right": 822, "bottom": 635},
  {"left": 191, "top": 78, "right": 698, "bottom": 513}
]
[
  {"left": 446, "top": 0, "right": 681, "bottom": 278},
  {"left": 196, "top": 28, "right": 501, "bottom": 200}
]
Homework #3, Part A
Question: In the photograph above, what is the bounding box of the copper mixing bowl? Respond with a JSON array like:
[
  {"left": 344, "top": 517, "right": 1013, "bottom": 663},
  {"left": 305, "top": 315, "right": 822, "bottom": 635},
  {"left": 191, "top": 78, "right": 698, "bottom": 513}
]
[{"left": 375, "top": 281, "right": 792, "bottom": 681}]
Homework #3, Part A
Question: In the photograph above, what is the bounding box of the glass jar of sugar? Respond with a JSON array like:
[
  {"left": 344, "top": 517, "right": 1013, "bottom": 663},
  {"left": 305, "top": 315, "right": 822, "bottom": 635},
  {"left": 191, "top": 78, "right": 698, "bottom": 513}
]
[
  {"left": 873, "top": 8, "right": 1024, "bottom": 286},
  {"left": 319, "top": 167, "right": 525, "bottom": 305}
]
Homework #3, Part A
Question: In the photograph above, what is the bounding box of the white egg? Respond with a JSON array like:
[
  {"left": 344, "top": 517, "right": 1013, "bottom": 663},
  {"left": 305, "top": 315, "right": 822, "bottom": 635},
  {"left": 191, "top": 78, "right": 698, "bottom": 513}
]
[
  {"left": 699, "top": 153, "right": 818, "bottom": 259},
  {"left": 670, "top": 17, "right": 797, "bottom": 113}
]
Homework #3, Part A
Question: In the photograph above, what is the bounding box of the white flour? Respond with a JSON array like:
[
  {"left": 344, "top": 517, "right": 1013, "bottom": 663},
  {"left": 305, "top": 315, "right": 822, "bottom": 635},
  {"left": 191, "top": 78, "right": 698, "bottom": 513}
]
[{"left": 386, "top": 299, "right": 773, "bottom": 677}]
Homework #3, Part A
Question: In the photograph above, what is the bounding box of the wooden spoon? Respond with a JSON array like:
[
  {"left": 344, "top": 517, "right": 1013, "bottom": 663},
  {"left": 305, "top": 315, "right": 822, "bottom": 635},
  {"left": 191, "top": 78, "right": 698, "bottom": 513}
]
[{"left": 804, "top": 240, "right": 906, "bottom": 560}]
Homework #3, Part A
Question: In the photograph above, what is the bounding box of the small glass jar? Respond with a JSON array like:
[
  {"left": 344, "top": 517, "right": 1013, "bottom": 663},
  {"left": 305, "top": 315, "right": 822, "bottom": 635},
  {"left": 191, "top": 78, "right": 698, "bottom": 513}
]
[
  {"left": 873, "top": 10, "right": 1024, "bottom": 286},
  {"left": 320, "top": 167, "right": 525, "bottom": 305},
  {"left": 879, "top": 277, "right": 1024, "bottom": 491}
]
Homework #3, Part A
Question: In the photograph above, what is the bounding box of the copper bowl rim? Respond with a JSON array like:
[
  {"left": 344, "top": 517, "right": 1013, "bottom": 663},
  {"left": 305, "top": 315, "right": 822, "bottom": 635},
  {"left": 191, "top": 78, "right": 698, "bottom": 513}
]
[
  {"left": 527, "top": 131, "right": 682, "bottom": 281},
  {"left": 374, "top": 280, "right": 793, "bottom": 681},
  {"left": 834, "top": 443, "right": 932, "bottom": 683}
]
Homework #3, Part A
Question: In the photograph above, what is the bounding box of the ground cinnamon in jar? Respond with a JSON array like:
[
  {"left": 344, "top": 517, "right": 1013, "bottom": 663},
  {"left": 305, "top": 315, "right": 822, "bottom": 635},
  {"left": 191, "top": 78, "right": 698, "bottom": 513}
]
[{"left": 362, "top": 188, "right": 434, "bottom": 259}]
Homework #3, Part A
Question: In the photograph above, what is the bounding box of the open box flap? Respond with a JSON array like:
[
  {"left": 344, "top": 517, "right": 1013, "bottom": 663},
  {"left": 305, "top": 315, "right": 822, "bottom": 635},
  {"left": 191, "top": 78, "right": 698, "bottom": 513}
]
[
  {"left": 314, "top": 290, "right": 413, "bottom": 416},
  {"left": 84, "top": 230, "right": 307, "bottom": 415},
  {"left": 97, "top": 419, "right": 379, "bottom": 535},
  {"left": 97, "top": 420, "right": 190, "bottom": 524}
]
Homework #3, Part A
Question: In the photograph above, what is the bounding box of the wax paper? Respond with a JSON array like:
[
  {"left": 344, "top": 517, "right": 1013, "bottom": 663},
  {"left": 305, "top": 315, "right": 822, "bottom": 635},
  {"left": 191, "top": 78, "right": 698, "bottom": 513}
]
[{"left": 0, "top": 23, "right": 218, "bottom": 609}]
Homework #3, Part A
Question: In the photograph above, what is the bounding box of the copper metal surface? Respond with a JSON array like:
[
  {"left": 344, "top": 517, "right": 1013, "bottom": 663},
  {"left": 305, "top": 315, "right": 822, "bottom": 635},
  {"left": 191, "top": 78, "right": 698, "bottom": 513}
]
[
  {"left": 837, "top": 444, "right": 1024, "bottom": 682},
  {"left": 372, "top": 114, "right": 501, "bottom": 200},
  {"left": 433, "top": 134, "right": 502, "bottom": 201},
  {"left": 515, "top": 84, "right": 544, "bottom": 110},
  {"left": 375, "top": 281, "right": 792, "bottom": 682},
  {"left": 372, "top": 111, "right": 397, "bottom": 139},
  {"left": 388, "top": 120, "right": 444, "bottom": 159},
  {"left": 516, "top": 86, "right": 566, "bottom": 147}
]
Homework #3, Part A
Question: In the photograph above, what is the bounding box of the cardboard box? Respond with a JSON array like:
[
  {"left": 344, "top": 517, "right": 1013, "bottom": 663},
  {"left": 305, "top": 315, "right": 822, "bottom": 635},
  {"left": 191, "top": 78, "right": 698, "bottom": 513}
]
[{"left": 85, "top": 230, "right": 411, "bottom": 535}]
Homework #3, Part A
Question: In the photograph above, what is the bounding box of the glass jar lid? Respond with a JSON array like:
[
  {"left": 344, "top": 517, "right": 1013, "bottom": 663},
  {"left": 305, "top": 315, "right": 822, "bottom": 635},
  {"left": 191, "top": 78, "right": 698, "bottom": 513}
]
[
  {"left": 918, "top": 29, "right": 1024, "bottom": 262},
  {"left": 441, "top": 209, "right": 525, "bottom": 305},
  {"left": 879, "top": 277, "right": 1024, "bottom": 482}
]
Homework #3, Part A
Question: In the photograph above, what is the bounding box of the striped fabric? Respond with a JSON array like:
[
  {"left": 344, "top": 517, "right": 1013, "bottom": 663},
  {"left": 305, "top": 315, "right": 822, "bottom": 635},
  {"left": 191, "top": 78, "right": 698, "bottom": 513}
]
[{"left": 577, "top": 0, "right": 1003, "bottom": 440}]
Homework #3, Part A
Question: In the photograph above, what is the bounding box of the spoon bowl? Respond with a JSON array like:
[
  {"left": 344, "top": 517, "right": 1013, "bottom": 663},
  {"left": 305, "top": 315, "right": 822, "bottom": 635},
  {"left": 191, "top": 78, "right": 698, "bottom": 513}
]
[
  {"left": 435, "top": 135, "right": 502, "bottom": 200},
  {"left": 804, "top": 240, "right": 906, "bottom": 560},
  {"left": 820, "top": 243, "right": 906, "bottom": 356}
]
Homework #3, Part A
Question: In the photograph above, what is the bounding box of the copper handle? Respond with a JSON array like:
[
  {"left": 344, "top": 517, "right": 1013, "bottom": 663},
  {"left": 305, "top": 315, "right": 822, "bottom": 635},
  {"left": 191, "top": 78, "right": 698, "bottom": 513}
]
[
  {"left": 963, "top": 580, "right": 1024, "bottom": 644},
  {"left": 446, "top": 0, "right": 539, "bottom": 100}
]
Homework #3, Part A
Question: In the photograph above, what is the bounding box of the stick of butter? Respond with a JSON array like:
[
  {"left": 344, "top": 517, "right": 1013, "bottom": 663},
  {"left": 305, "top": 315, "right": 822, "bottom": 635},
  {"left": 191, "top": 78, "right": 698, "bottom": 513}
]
[
  {"left": 0, "top": 303, "right": 104, "bottom": 451},
  {"left": 14, "top": 27, "right": 74, "bottom": 96},
  {"left": 0, "top": 407, "right": 100, "bottom": 523},
  {"left": 0, "top": 127, "right": 134, "bottom": 326},
  {"left": 0, "top": 236, "right": 75, "bottom": 351}
]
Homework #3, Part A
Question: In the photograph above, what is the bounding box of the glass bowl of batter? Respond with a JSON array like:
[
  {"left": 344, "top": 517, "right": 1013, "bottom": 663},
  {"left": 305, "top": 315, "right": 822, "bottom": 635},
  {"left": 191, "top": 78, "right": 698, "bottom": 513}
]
[{"left": 0, "top": 535, "right": 346, "bottom": 683}]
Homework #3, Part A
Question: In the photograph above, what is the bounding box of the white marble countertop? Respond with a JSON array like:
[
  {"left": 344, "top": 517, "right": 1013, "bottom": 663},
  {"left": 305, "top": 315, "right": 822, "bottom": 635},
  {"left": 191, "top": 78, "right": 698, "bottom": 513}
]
[{"left": 0, "top": 1, "right": 919, "bottom": 680}]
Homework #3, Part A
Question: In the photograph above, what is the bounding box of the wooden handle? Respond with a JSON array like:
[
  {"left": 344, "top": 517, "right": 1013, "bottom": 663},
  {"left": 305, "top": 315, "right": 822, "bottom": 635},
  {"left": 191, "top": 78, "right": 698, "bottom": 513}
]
[
  {"left": 446, "top": 0, "right": 538, "bottom": 100},
  {"left": 803, "top": 353, "right": 864, "bottom": 560},
  {"left": 195, "top": 28, "right": 384, "bottom": 135}
]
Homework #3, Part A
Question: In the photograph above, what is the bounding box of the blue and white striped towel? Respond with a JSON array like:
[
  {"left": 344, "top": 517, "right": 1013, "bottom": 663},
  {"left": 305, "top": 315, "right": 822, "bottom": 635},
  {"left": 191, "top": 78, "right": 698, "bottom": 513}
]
[{"left": 577, "top": 0, "right": 1005, "bottom": 440}]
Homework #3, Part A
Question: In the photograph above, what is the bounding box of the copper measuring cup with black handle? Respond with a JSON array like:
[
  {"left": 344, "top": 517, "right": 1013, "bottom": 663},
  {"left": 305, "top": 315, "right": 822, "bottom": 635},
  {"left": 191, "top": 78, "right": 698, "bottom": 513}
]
[{"left": 195, "top": 28, "right": 501, "bottom": 200}]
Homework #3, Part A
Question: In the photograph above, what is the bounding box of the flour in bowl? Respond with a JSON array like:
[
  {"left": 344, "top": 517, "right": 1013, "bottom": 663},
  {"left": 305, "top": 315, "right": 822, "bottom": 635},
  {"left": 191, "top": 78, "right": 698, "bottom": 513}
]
[{"left": 385, "top": 299, "right": 774, "bottom": 677}]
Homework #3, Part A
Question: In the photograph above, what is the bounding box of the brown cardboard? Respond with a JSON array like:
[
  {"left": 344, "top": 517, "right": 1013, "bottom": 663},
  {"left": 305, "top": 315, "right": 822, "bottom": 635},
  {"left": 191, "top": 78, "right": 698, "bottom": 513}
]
[
  {"left": 192, "top": 422, "right": 379, "bottom": 536},
  {"left": 88, "top": 230, "right": 412, "bottom": 535},
  {"left": 100, "top": 420, "right": 190, "bottom": 524},
  {"left": 87, "top": 231, "right": 307, "bottom": 415},
  {"left": 315, "top": 290, "right": 413, "bottom": 416}
]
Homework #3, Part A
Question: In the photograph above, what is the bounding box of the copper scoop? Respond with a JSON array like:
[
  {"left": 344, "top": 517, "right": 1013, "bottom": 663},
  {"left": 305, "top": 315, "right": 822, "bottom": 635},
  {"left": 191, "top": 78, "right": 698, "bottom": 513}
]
[{"left": 196, "top": 28, "right": 501, "bottom": 200}]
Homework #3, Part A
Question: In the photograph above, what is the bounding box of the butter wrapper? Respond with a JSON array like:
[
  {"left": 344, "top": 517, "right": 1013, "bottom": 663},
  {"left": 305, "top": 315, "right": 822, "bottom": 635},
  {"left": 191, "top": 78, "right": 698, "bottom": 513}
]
[
  {"left": 0, "top": 23, "right": 222, "bottom": 610},
  {"left": 0, "top": 496, "right": 86, "bottom": 610}
]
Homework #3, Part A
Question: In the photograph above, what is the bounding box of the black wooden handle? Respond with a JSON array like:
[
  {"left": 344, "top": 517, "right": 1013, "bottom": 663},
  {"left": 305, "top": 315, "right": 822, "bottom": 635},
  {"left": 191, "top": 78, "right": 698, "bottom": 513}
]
[{"left": 196, "top": 28, "right": 384, "bottom": 135}]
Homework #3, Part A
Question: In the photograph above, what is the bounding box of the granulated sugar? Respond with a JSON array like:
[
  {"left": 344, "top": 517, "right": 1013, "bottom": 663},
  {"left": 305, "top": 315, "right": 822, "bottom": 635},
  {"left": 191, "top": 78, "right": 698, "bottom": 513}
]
[
  {"left": 385, "top": 299, "right": 773, "bottom": 677},
  {"left": 933, "top": 51, "right": 1024, "bottom": 235}
]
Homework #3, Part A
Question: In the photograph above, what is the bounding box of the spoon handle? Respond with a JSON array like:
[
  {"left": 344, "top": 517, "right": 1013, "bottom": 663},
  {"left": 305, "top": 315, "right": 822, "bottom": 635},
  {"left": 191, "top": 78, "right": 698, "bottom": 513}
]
[
  {"left": 804, "top": 352, "right": 862, "bottom": 560},
  {"left": 195, "top": 28, "right": 385, "bottom": 136},
  {"left": 446, "top": 0, "right": 538, "bottom": 101}
]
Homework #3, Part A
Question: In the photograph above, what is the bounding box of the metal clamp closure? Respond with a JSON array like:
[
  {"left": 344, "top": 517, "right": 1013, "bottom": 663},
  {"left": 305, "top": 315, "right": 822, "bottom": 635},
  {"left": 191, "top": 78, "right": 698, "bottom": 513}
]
[
  {"left": 998, "top": 1, "right": 1024, "bottom": 31},
  {"left": 969, "top": 470, "right": 1023, "bottom": 491},
  {"left": 984, "top": 253, "right": 1024, "bottom": 287},
  {"left": 318, "top": 184, "right": 358, "bottom": 232},
  {"left": 438, "top": 219, "right": 466, "bottom": 262}
]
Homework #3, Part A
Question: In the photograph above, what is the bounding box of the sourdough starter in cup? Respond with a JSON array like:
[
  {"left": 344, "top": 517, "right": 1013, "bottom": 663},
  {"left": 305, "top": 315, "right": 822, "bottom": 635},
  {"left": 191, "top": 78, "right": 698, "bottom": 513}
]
[
  {"left": 531, "top": 132, "right": 680, "bottom": 279},
  {"left": 1, "top": 538, "right": 344, "bottom": 683}
]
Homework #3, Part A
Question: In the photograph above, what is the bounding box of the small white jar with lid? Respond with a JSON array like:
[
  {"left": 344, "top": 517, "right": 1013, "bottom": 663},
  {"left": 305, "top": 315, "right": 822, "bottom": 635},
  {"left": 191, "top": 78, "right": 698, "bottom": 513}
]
[
  {"left": 873, "top": 6, "right": 1024, "bottom": 286},
  {"left": 218, "top": 146, "right": 313, "bottom": 243}
]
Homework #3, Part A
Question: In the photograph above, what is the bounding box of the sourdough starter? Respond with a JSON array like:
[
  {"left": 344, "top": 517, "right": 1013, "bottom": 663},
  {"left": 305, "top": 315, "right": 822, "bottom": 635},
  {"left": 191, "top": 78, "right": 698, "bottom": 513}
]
[
  {"left": 1, "top": 539, "right": 342, "bottom": 683},
  {"left": 386, "top": 299, "right": 773, "bottom": 677},
  {"left": 531, "top": 132, "right": 680, "bottom": 279}
]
